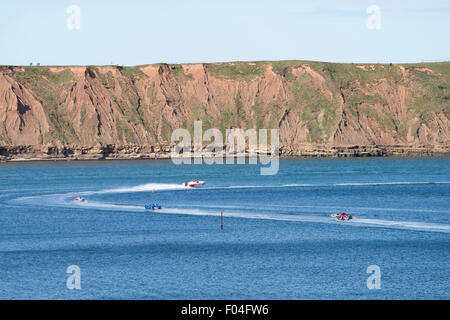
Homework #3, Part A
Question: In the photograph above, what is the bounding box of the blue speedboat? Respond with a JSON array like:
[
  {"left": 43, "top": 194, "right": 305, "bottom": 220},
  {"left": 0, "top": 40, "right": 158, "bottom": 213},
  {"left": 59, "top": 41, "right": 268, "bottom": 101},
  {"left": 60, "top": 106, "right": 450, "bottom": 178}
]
[{"left": 145, "top": 203, "right": 162, "bottom": 210}]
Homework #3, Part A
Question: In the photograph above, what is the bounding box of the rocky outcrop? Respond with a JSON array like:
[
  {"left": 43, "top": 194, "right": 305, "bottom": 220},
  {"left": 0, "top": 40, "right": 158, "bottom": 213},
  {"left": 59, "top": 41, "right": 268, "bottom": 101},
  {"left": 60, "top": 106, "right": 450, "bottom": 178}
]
[{"left": 0, "top": 61, "right": 449, "bottom": 160}]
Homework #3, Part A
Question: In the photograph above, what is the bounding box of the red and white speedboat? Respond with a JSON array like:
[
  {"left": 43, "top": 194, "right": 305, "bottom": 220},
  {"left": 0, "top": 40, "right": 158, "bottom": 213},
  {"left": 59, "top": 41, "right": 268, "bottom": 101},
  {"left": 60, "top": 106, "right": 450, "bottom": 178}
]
[
  {"left": 331, "top": 212, "right": 353, "bottom": 221},
  {"left": 74, "top": 196, "right": 86, "bottom": 202},
  {"left": 183, "top": 180, "right": 207, "bottom": 188}
]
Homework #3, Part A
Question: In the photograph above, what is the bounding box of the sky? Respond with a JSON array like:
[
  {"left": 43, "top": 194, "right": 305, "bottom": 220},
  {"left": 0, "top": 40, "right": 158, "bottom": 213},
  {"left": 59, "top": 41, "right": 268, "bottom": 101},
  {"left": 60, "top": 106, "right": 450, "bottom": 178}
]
[{"left": 0, "top": 0, "right": 449, "bottom": 66}]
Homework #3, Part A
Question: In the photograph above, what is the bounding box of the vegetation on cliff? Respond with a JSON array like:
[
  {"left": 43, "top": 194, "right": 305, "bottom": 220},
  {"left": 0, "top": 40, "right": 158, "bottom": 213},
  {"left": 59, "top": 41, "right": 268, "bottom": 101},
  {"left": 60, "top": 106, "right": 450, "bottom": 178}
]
[{"left": 0, "top": 61, "right": 448, "bottom": 157}]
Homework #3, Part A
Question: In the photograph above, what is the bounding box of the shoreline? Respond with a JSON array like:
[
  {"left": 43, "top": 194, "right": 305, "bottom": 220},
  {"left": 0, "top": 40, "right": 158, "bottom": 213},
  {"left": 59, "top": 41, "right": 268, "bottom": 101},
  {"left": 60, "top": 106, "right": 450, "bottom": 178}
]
[
  {"left": 1, "top": 144, "right": 449, "bottom": 163},
  {"left": 2, "top": 153, "right": 449, "bottom": 164}
]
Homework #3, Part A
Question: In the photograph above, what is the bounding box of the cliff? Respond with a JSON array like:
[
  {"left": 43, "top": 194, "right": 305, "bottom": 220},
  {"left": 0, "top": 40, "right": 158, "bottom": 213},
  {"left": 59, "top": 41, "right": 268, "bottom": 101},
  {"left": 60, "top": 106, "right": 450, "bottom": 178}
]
[{"left": 0, "top": 61, "right": 449, "bottom": 160}]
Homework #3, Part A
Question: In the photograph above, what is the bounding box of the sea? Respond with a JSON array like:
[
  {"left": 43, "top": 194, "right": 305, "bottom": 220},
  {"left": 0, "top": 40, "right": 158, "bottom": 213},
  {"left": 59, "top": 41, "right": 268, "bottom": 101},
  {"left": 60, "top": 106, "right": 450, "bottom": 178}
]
[{"left": 0, "top": 157, "right": 449, "bottom": 299}]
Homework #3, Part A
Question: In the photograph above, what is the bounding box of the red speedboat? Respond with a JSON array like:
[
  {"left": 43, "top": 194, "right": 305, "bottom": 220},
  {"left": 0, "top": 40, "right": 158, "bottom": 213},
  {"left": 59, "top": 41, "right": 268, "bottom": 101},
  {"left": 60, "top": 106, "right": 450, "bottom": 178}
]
[
  {"left": 183, "top": 180, "right": 207, "bottom": 188},
  {"left": 331, "top": 211, "right": 353, "bottom": 221}
]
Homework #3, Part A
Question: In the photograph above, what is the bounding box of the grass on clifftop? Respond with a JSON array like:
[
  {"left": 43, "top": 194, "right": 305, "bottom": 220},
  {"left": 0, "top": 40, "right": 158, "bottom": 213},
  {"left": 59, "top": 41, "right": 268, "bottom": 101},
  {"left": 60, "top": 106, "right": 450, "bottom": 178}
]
[
  {"left": 207, "top": 62, "right": 266, "bottom": 80},
  {"left": 12, "top": 67, "right": 74, "bottom": 85},
  {"left": 170, "top": 65, "right": 193, "bottom": 82},
  {"left": 119, "top": 66, "right": 148, "bottom": 81},
  {"left": 271, "top": 60, "right": 306, "bottom": 79},
  {"left": 320, "top": 63, "right": 404, "bottom": 87},
  {"left": 406, "top": 63, "right": 450, "bottom": 120}
]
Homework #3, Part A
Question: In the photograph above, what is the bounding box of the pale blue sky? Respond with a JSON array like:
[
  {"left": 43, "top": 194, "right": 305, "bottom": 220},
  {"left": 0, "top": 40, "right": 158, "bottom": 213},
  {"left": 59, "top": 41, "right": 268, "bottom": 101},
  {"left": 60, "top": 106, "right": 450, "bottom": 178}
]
[{"left": 0, "top": 0, "right": 449, "bottom": 65}]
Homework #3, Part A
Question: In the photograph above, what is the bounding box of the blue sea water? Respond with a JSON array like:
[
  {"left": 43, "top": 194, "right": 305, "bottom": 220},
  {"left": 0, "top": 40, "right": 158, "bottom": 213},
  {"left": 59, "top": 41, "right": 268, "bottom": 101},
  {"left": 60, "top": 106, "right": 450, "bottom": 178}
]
[{"left": 0, "top": 158, "right": 449, "bottom": 299}]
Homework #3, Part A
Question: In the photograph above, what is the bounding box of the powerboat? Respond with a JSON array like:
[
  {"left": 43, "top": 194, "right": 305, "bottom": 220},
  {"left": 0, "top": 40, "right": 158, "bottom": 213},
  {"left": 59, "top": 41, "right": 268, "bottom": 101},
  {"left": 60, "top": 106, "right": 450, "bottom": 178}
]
[
  {"left": 331, "top": 212, "right": 353, "bottom": 221},
  {"left": 74, "top": 196, "right": 86, "bottom": 202},
  {"left": 145, "top": 203, "right": 162, "bottom": 210},
  {"left": 183, "top": 180, "right": 207, "bottom": 188}
]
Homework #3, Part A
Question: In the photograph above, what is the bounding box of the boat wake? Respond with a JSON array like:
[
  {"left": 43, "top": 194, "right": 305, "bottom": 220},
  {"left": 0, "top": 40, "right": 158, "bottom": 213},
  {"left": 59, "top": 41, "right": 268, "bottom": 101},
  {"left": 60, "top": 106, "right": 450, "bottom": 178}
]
[
  {"left": 208, "top": 181, "right": 450, "bottom": 190},
  {"left": 9, "top": 181, "right": 450, "bottom": 234},
  {"left": 94, "top": 183, "right": 187, "bottom": 194}
]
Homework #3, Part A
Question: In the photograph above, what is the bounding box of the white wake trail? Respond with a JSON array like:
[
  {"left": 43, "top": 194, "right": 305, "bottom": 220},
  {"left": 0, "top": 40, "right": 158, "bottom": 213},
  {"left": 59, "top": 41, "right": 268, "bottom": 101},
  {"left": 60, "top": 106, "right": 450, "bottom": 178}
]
[{"left": 10, "top": 181, "right": 450, "bottom": 234}]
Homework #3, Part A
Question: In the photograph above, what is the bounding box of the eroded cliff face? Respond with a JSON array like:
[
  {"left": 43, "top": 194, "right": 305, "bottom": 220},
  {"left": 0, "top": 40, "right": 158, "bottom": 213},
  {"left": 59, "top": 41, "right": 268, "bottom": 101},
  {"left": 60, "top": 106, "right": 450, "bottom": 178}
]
[{"left": 0, "top": 61, "right": 449, "bottom": 160}]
